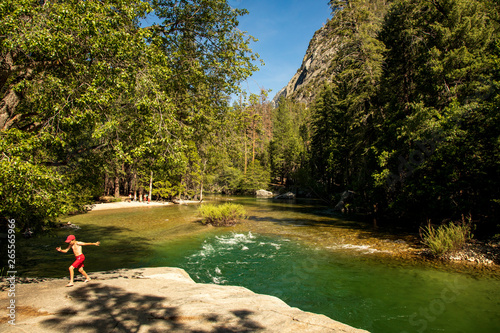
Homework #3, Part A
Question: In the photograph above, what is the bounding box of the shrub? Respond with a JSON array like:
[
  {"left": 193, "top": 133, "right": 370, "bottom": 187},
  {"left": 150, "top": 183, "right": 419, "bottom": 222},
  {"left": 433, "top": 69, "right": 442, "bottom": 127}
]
[
  {"left": 420, "top": 217, "right": 473, "bottom": 257},
  {"left": 199, "top": 203, "right": 246, "bottom": 227}
]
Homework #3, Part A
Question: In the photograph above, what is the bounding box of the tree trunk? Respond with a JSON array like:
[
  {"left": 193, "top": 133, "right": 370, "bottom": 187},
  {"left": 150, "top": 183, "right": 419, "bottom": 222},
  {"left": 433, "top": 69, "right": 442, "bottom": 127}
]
[
  {"left": 244, "top": 137, "right": 248, "bottom": 175},
  {"left": 252, "top": 118, "right": 256, "bottom": 164},
  {"left": 178, "top": 176, "right": 183, "bottom": 200},
  {"left": 133, "top": 171, "right": 137, "bottom": 201},
  {"left": 200, "top": 160, "right": 207, "bottom": 202},
  {"left": 104, "top": 174, "right": 109, "bottom": 196},
  {"left": 114, "top": 174, "right": 120, "bottom": 198},
  {"left": 0, "top": 90, "right": 21, "bottom": 130},
  {"left": 149, "top": 170, "right": 153, "bottom": 202},
  {"left": 123, "top": 164, "right": 128, "bottom": 196}
]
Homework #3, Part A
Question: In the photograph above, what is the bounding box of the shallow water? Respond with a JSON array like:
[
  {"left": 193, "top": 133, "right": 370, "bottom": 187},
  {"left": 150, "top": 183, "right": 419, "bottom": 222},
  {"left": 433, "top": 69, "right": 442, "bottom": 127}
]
[{"left": 13, "top": 196, "right": 500, "bottom": 333}]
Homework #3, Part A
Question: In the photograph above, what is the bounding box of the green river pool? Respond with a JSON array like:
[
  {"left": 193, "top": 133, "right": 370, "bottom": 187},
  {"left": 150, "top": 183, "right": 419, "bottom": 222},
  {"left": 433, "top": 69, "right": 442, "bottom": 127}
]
[{"left": 11, "top": 196, "right": 500, "bottom": 333}]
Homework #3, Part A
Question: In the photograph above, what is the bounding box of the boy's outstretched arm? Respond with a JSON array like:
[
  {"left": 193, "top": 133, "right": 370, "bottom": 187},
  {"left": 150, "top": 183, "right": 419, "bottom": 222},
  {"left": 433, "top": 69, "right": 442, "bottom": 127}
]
[
  {"left": 77, "top": 241, "right": 100, "bottom": 246},
  {"left": 56, "top": 245, "right": 71, "bottom": 253}
]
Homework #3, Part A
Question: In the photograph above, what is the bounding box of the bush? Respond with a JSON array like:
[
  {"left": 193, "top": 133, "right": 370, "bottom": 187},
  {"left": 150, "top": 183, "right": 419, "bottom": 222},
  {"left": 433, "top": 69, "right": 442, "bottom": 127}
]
[
  {"left": 199, "top": 203, "right": 246, "bottom": 226},
  {"left": 420, "top": 217, "right": 473, "bottom": 257}
]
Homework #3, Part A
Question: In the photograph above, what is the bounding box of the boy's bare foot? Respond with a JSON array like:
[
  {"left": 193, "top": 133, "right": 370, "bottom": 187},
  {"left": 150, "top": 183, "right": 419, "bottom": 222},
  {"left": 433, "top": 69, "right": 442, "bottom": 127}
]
[
  {"left": 66, "top": 283, "right": 74, "bottom": 287},
  {"left": 84, "top": 278, "right": 91, "bottom": 283}
]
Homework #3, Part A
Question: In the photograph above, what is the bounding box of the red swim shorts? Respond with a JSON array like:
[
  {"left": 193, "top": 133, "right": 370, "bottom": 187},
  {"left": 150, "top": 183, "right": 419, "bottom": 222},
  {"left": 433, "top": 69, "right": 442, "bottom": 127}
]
[{"left": 71, "top": 254, "right": 85, "bottom": 269}]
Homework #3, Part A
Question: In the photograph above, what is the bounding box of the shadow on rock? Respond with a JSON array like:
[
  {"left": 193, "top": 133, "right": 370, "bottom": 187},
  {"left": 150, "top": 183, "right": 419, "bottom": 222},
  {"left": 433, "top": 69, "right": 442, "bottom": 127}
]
[{"left": 40, "top": 283, "right": 264, "bottom": 332}]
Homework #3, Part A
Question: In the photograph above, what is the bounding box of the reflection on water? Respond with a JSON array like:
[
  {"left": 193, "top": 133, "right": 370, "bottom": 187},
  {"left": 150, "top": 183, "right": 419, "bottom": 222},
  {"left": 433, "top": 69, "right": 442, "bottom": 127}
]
[{"left": 13, "top": 196, "right": 500, "bottom": 333}]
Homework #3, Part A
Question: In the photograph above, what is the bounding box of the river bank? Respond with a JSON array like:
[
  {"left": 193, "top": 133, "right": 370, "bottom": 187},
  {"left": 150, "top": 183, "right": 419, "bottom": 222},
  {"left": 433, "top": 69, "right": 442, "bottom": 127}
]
[
  {"left": 86, "top": 199, "right": 202, "bottom": 211},
  {"left": 88, "top": 200, "right": 171, "bottom": 211},
  {"left": 318, "top": 227, "right": 500, "bottom": 272},
  {"left": 0, "top": 267, "right": 368, "bottom": 333}
]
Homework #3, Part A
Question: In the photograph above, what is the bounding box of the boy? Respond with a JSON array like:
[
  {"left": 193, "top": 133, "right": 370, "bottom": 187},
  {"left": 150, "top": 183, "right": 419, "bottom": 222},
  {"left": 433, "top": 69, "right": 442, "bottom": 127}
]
[{"left": 56, "top": 235, "right": 100, "bottom": 287}]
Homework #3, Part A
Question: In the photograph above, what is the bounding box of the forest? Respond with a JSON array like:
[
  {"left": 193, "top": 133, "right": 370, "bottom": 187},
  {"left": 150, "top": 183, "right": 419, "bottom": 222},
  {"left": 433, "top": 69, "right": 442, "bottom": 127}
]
[{"left": 1, "top": 0, "right": 499, "bottom": 237}]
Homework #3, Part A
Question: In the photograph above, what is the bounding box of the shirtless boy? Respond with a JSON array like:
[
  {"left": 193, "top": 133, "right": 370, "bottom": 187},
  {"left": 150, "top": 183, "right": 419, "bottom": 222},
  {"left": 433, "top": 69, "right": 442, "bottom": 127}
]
[{"left": 56, "top": 235, "right": 100, "bottom": 287}]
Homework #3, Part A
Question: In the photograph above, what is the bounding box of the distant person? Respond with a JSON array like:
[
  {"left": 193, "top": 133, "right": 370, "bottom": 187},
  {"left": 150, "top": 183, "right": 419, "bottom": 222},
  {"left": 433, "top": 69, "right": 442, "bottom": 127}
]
[{"left": 56, "top": 235, "right": 100, "bottom": 287}]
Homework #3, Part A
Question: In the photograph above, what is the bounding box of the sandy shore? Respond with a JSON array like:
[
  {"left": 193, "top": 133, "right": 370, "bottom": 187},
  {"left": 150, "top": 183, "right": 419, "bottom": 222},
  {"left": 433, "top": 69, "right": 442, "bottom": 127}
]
[
  {"left": 87, "top": 201, "right": 170, "bottom": 211},
  {"left": 87, "top": 200, "right": 203, "bottom": 211}
]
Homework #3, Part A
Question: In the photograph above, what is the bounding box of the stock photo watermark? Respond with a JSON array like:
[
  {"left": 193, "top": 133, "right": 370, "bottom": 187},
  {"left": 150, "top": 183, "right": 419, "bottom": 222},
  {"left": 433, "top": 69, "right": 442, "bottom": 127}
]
[
  {"left": 278, "top": 250, "right": 468, "bottom": 333},
  {"left": 385, "top": 111, "right": 470, "bottom": 191},
  {"left": 6, "top": 218, "right": 17, "bottom": 325},
  {"left": 386, "top": 132, "right": 443, "bottom": 190},
  {"left": 401, "top": 277, "right": 466, "bottom": 333}
]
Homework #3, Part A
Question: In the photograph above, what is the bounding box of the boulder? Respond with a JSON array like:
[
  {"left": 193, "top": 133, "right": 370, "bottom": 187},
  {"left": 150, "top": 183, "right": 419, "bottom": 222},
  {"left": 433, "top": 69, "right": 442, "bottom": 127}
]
[
  {"left": 274, "top": 191, "right": 296, "bottom": 199},
  {"left": 172, "top": 199, "right": 187, "bottom": 205},
  {"left": 256, "top": 189, "right": 274, "bottom": 197},
  {"left": 334, "top": 190, "right": 355, "bottom": 212}
]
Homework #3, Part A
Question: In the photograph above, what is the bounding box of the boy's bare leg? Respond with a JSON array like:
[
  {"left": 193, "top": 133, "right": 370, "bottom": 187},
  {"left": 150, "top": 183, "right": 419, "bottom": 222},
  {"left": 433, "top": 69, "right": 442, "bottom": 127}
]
[
  {"left": 79, "top": 267, "right": 91, "bottom": 282},
  {"left": 67, "top": 266, "right": 75, "bottom": 287}
]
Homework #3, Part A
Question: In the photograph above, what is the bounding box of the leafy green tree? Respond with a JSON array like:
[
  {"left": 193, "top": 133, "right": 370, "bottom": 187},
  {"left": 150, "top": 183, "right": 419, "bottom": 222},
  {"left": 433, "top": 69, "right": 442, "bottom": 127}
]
[
  {"left": 200, "top": 90, "right": 272, "bottom": 194},
  {"left": 1, "top": 0, "right": 153, "bottom": 229},
  {"left": 309, "top": 0, "right": 386, "bottom": 200},
  {"left": 144, "top": 0, "right": 261, "bottom": 197},
  {"left": 270, "top": 98, "right": 308, "bottom": 186},
  {"left": 374, "top": 0, "right": 500, "bottom": 226},
  {"left": 0, "top": 0, "right": 258, "bottom": 228},
  {"left": 150, "top": 0, "right": 259, "bottom": 129},
  {"left": 311, "top": 84, "right": 349, "bottom": 193},
  {"left": 306, "top": 0, "right": 499, "bottom": 231}
]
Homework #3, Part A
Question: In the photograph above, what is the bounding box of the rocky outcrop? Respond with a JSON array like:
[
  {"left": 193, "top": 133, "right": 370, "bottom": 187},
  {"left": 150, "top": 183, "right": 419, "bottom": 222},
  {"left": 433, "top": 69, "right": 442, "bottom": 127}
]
[
  {"left": 272, "top": 20, "right": 341, "bottom": 107},
  {"left": 334, "top": 190, "right": 356, "bottom": 212},
  {"left": 256, "top": 189, "right": 274, "bottom": 197},
  {"left": 274, "top": 191, "right": 296, "bottom": 200},
  {"left": 0, "top": 267, "right": 368, "bottom": 332}
]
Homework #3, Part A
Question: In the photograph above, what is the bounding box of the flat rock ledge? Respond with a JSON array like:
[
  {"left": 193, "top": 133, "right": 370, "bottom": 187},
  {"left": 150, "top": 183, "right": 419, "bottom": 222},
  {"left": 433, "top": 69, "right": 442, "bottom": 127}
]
[{"left": 0, "top": 267, "right": 368, "bottom": 333}]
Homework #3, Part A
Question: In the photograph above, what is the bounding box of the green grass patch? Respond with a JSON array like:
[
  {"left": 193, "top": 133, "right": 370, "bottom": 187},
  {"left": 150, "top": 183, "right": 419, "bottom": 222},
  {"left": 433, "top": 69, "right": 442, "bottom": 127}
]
[
  {"left": 199, "top": 203, "right": 246, "bottom": 227},
  {"left": 420, "top": 217, "right": 473, "bottom": 257}
]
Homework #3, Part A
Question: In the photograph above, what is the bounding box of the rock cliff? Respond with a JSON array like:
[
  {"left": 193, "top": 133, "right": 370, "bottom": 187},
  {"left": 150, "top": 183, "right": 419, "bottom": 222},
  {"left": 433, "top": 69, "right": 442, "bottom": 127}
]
[
  {"left": 0, "top": 267, "right": 369, "bottom": 332},
  {"left": 273, "top": 19, "right": 340, "bottom": 107}
]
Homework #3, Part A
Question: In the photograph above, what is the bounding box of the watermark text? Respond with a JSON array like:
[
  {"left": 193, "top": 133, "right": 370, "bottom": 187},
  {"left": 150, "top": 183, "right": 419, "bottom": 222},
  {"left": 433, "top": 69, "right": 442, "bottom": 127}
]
[{"left": 6, "top": 218, "right": 17, "bottom": 325}]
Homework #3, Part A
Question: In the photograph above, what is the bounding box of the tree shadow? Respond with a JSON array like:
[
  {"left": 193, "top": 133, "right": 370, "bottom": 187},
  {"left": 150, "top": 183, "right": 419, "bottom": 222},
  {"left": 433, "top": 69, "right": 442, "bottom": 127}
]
[
  {"left": 245, "top": 212, "right": 420, "bottom": 247},
  {"left": 14, "top": 224, "right": 155, "bottom": 278},
  {"left": 41, "top": 283, "right": 265, "bottom": 332}
]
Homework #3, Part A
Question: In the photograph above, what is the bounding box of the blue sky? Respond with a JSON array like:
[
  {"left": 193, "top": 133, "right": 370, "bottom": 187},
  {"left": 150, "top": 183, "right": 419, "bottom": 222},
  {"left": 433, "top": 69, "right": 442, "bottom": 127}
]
[
  {"left": 229, "top": 0, "right": 332, "bottom": 100},
  {"left": 141, "top": 1, "right": 332, "bottom": 102}
]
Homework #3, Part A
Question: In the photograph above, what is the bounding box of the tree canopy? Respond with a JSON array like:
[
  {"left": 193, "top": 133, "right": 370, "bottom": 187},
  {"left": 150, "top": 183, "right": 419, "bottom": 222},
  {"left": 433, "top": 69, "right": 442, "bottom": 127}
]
[
  {"left": 0, "top": 0, "right": 258, "bottom": 229},
  {"left": 308, "top": 0, "right": 500, "bottom": 231}
]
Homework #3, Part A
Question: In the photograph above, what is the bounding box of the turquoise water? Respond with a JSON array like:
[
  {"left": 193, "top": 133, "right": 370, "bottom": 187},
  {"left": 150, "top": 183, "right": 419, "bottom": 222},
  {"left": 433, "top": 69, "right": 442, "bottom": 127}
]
[
  {"left": 12, "top": 197, "right": 500, "bottom": 333},
  {"left": 147, "top": 232, "right": 500, "bottom": 333}
]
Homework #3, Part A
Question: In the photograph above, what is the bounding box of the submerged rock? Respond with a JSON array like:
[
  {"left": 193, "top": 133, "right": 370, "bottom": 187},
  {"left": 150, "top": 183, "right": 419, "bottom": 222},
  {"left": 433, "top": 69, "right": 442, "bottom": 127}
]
[
  {"left": 0, "top": 267, "right": 369, "bottom": 333},
  {"left": 274, "top": 192, "right": 296, "bottom": 199}
]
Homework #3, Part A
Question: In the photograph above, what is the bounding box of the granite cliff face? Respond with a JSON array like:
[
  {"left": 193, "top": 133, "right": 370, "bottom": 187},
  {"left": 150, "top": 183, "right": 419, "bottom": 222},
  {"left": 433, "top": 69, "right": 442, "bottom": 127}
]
[
  {"left": 273, "top": 19, "right": 340, "bottom": 107},
  {"left": 273, "top": 0, "right": 390, "bottom": 107}
]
